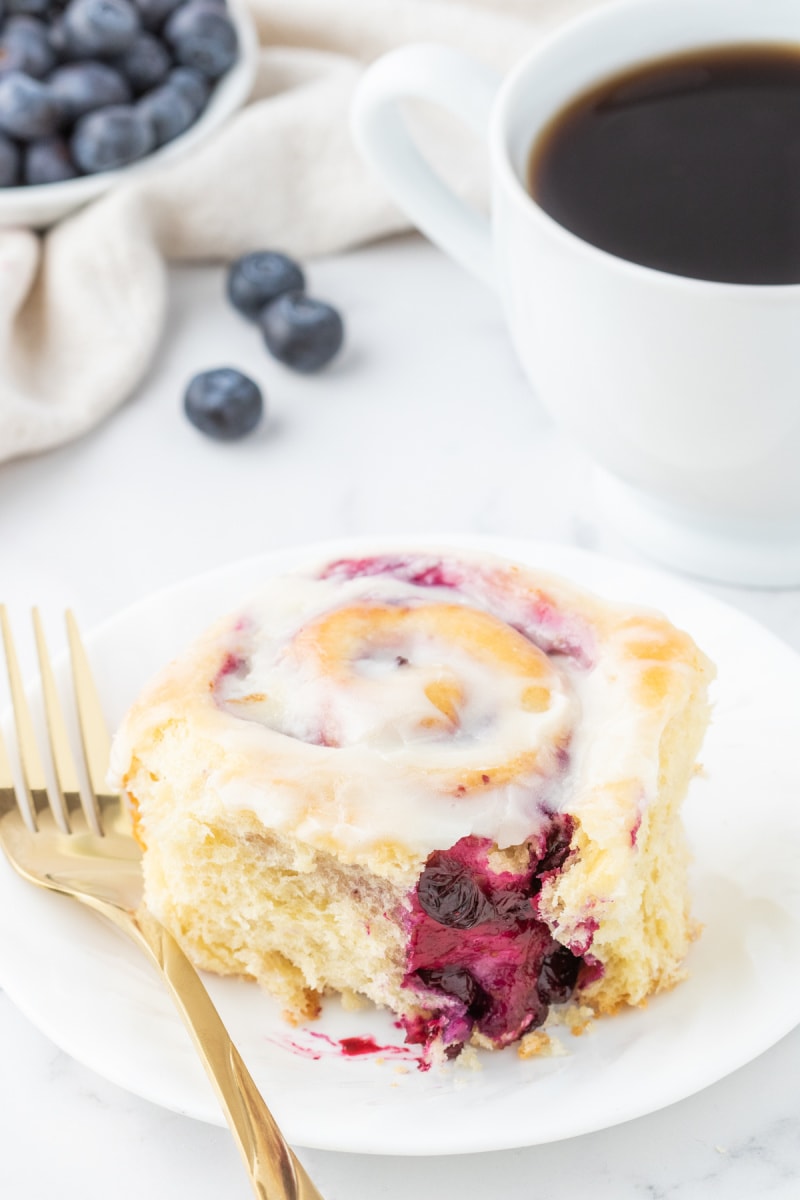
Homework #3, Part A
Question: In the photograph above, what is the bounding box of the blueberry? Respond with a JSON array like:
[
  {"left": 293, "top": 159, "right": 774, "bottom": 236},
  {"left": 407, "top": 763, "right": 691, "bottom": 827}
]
[
  {"left": 491, "top": 890, "right": 536, "bottom": 923},
  {"left": 113, "top": 31, "right": 171, "bottom": 93},
  {"left": 0, "top": 34, "right": 28, "bottom": 75},
  {"left": 0, "top": 17, "right": 56, "bottom": 78},
  {"left": 130, "top": 0, "right": 182, "bottom": 32},
  {"left": 416, "top": 966, "right": 490, "bottom": 1019},
  {"left": 259, "top": 292, "right": 344, "bottom": 373},
  {"left": 164, "top": 2, "right": 237, "bottom": 79},
  {"left": 71, "top": 102, "right": 153, "bottom": 171},
  {"left": 62, "top": 0, "right": 141, "bottom": 57},
  {"left": 535, "top": 816, "right": 574, "bottom": 877},
  {"left": 183, "top": 368, "right": 263, "bottom": 440},
  {"left": 24, "top": 134, "right": 78, "bottom": 182},
  {"left": 137, "top": 81, "right": 193, "bottom": 144},
  {"left": 47, "top": 17, "right": 71, "bottom": 60},
  {"left": 537, "top": 945, "right": 580, "bottom": 1006},
  {"left": 0, "top": 130, "right": 20, "bottom": 185},
  {"left": 0, "top": 72, "right": 59, "bottom": 140},
  {"left": 416, "top": 857, "right": 492, "bottom": 929},
  {"left": 167, "top": 65, "right": 207, "bottom": 115},
  {"left": 49, "top": 61, "right": 131, "bottom": 125},
  {"left": 227, "top": 251, "right": 306, "bottom": 321},
  {"left": 7, "top": 0, "right": 51, "bottom": 16},
  {"left": 4, "top": 15, "right": 47, "bottom": 30}
]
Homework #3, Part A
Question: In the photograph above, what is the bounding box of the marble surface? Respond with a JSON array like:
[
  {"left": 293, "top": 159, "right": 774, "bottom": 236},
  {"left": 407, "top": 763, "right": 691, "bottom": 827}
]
[{"left": 1, "top": 235, "right": 799, "bottom": 1198}]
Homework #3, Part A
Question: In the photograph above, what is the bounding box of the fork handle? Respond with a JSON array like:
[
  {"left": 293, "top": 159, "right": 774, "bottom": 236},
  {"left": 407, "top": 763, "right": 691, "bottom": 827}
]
[{"left": 122, "top": 907, "right": 324, "bottom": 1200}]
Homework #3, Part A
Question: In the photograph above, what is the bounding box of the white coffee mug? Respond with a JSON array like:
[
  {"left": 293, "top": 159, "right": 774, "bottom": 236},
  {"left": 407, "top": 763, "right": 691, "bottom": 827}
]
[{"left": 351, "top": 0, "right": 800, "bottom": 586}]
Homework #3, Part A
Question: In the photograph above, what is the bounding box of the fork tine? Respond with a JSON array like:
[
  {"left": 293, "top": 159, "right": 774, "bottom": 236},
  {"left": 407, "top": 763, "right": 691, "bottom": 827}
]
[
  {"left": 66, "top": 610, "right": 108, "bottom": 834},
  {"left": 0, "top": 700, "right": 14, "bottom": 809},
  {"left": 0, "top": 606, "right": 48, "bottom": 827},
  {"left": 32, "top": 608, "right": 85, "bottom": 831}
]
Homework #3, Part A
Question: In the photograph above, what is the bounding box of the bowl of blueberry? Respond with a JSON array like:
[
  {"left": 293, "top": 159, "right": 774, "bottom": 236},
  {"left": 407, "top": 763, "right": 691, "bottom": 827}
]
[{"left": 0, "top": 0, "right": 257, "bottom": 226}]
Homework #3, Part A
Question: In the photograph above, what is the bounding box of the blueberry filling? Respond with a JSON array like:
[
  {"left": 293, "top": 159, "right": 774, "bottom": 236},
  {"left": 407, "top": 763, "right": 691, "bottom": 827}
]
[
  {"left": 535, "top": 822, "right": 574, "bottom": 878},
  {"left": 403, "top": 822, "right": 590, "bottom": 1052},
  {"left": 416, "top": 966, "right": 491, "bottom": 1020},
  {"left": 537, "top": 945, "right": 581, "bottom": 1006},
  {"left": 417, "top": 861, "right": 493, "bottom": 929},
  {"left": 317, "top": 554, "right": 595, "bottom": 666},
  {"left": 321, "top": 555, "right": 463, "bottom": 592},
  {"left": 217, "top": 652, "right": 247, "bottom": 680}
]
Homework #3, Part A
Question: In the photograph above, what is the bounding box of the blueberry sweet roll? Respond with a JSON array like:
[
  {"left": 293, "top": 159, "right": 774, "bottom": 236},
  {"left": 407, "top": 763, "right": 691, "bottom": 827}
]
[{"left": 111, "top": 549, "right": 714, "bottom": 1056}]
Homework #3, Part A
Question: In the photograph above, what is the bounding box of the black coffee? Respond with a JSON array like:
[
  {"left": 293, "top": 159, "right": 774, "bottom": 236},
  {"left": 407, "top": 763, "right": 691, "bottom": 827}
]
[{"left": 528, "top": 45, "right": 800, "bottom": 284}]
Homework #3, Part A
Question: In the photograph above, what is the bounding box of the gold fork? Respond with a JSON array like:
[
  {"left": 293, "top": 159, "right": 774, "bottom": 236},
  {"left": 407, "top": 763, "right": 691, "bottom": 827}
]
[{"left": 0, "top": 607, "right": 324, "bottom": 1200}]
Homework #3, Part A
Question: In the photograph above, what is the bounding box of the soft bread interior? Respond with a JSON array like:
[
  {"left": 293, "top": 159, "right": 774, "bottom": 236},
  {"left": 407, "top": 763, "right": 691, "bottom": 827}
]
[
  {"left": 129, "top": 753, "right": 416, "bottom": 1020},
  {"left": 542, "top": 672, "right": 710, "bottom": 1011},
  {"left": 126, "top": 668, "right": 709, "bottom": 1027}
]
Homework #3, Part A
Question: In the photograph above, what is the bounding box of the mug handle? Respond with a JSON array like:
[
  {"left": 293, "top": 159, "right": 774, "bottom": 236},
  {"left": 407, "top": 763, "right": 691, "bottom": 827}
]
[{"left": 351, "top": 44, "right": 502, "bottom": 289}]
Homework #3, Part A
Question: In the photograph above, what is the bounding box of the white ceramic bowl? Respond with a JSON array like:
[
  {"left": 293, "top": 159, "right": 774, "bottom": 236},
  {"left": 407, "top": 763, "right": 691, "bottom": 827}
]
[{"left": 0, "top": 0, "right": 258, "bottom": 229}]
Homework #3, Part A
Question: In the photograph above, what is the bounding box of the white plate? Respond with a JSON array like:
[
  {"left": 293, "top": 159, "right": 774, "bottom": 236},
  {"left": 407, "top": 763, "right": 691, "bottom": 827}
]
[{"left": 1, "top": 536, "right": 800, "bottom": 1155}]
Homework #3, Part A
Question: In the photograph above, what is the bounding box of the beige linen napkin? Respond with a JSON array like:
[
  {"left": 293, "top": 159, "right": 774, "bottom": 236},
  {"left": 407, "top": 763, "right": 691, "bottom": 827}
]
[{"left": 0, "top": 0, "right": 599, "bottom": 463}]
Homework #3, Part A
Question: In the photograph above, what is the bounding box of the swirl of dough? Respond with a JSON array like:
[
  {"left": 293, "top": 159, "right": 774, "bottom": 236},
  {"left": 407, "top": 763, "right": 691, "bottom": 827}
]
[
  {"left": 280, "top": 599, "right": 569, "bottom": 790},
  {"left": 114, "top": 548, "right": 708, "bottom": 867},
  {"left": 202, "top": 558, "right": 581, "bottom": 856}
]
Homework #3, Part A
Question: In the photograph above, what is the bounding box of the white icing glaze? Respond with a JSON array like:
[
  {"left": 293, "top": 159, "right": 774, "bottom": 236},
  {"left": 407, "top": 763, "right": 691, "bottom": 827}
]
[
  {"left": 211, "top": 572, "right": 578, "bottom": 852},
  {"left": 114, "top": 550, "right": 704, "bottom": 860}
]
